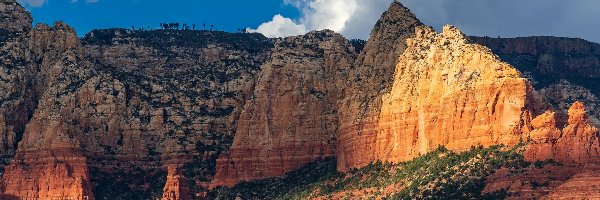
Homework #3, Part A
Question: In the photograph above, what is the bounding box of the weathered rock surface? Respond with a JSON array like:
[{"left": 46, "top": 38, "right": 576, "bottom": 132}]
[
  {"left": 544, "top": 169, "right": 600, "bottom": 199},
  {"left": 471, "top": 36, "right": 600, "bottom": 87},
  {"left": 525, "top": 102, "right": 600, "bottom": 164},
  {"left": 472, "top": 36, "right": 600, "bottom": 116},
  {"left": 338, "top": 24, "right": 536, "bottom": 170},
  {"left": 0, "top": 0, "right": 32, "bottom": 33},
  {"left": 81, "top": 29, "right": 272, "bottom": 198},
  {"left": 162, "top": 165, "right": 193, "bottom": 200},
  {"left": 1, "top": 19, "right": 97, "bottom": 199},
  {"left": 1, "top": 149, "right": 94, "bottom": 200},
  {"left": 337, "top": 0, "right": 424, "bottom": 171},
  {"left": 1, "top": 1, "right": 274, "bottom": 197},
  {"left": 0, "top": 0, "right": 38, "bottom": 173},
  {"left": 211, "top": 30, "right": 356, "bottom": 187}
]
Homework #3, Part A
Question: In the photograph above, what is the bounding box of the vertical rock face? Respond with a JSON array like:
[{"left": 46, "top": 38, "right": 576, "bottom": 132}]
[
  {"left": 337, "top": 1, "right": 424, "bottom": 171},
  {"left": 161, "top": 165, "right": 193, "bottom": 200},
  {"left": 1, "top": 21, "right": 96, "bottom": 199},
  {"left": 1, "top": 150, "right": 94, "bottom": 199},
  {"left": 211, "top": 30, "right": 356, "bottom": 187},
  {"left": 525, "top": 102, "right": 600, "bottom": 164},
  {"left": 337, "top": 23, "right": 536, "bottom": 170},
  {"left": 0, "top": 0, "right": 37, "bottom": 173},
  {"left": 472, "top": 36, "right": 600, "bottom": 120}
]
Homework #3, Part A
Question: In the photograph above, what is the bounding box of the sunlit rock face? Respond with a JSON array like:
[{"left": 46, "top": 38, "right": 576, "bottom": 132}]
[
  {"left": 161, "top": 165, "right": 193, "bottom": 200},
  {"left": 337, "top": 22, "right": 536, "bottom": 171}
]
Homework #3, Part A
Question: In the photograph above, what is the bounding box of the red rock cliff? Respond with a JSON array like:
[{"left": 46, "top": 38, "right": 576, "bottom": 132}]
[
  {"left": 525, "top": 101, "right": 600, "bottom": 164},
  {"left": 337, "top": 23, "right": 537, "bottom": 170},
  {"left": 1, "top": 20, "right": 96, "bottom": 199},
  {"left": 211, "top": 30, "right": 356, "bottom": 187},
  {"left": 336, "top": 1, "right": 426, "bottom": 172}
]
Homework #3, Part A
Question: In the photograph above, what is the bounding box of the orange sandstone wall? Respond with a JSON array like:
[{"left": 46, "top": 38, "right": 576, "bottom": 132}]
[
  {"left": 525, "top": 101, "right": 600, "bottom": 164},
  {"left": 1, "top": 149, "right": 94, "bottom": 200},
  {"left": 337, "top": 25, "right": 536, "bottom": 171}
]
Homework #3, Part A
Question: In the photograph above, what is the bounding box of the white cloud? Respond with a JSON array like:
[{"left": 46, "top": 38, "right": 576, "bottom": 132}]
[
  {"left": 248, "top": 14, "right": 308, "bottom": 38},
  {"left": 252, "top": 0, "right": 393, "bottom": 39},
  {"left": 18, "top": 0, "right": 47, "bottom": 7}
]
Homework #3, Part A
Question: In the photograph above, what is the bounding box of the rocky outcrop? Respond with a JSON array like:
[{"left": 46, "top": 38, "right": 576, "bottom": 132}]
[
  {"left": 525, "top": 102, "right": 600, "bottom": 164},
  {"left": 0, "top": 0, "right": 32, "bottom": 33},
  {"left": 162, "top": 165, "right": 193, "bottom": 200},
  {"left": 1, "top": 20, "right": 96, "bottom": 199},
  {"left": 2, "top": 3, "right": 274, "bottom": 196},
  {"left": 80, "top": 29, "right": 272, "bottom": 197},
  {"left": 471, "top": 36, "right": 600, "bottom": 110},
  {"left": 470, "top": 36, "right": 600, "bottom": 83},
  {"left": 337, "top": 23, "right": 536, "bottom": 170},
  {"left": 0, "top": 0, "right": 38, "bottom": 174},
  {"left": 1, "top": 149, "right": 94, "bottom": 200},
  {"left": 337, "top": 0, "right": 424, "bottom": 171},
  {"left": 211, "top": 30, "right": 356, "bottom": 187},
  {"left": 536, "top": 80, "right": 600, "bottom": 127},
  {"left": 483, "top": 165, "right": 600, "bottom": 199}
]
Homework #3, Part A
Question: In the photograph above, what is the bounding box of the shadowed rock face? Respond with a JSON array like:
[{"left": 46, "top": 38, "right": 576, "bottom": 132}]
[
  {"left": 336, "top": 1, "right": 425, "bottom": 172},
  {"left": 1, "top": 0, "right": 274, "bottom": 198},
  {"left": 0, "top": 0, "right": 31, "bottom": 33},
  {"left": 211, "top": 30, "right": 357, "bottom": 188}
]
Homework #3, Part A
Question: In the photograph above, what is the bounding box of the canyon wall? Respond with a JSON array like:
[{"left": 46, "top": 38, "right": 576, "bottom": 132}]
[
  {"left": 211, "top": 30, "right": 356, "bottom": 187},
  {"left": 1, "top": 0, "right": 274, "bottom": 198}
]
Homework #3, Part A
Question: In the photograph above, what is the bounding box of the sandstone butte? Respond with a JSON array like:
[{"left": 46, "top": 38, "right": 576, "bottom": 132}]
[
  {"left": 336, "top": 2, "right": 537, "bottom": 171},
  {"left": 210, "top": 30, "right": 356, "bottom": 188}
]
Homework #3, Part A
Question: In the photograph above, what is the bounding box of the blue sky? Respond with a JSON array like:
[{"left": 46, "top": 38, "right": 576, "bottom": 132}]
[
  {"left": 21, "top": 0, "right": 301, "bottom": 36},
  {"left": 17, "top": 0, "right": 600, "bottom": 42}
]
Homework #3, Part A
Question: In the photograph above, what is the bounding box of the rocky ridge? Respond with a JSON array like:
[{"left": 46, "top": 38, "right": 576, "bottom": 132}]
[{"left": 0, "top": 0, "right": 599, "bottom": 199}]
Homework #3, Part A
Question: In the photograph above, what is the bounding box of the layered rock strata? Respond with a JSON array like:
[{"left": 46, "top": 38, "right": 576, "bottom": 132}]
[
  {"left": 2, "top": 20, "right": 96, "bottom": 199},
  {"left": 211, "top": 30, "right": 356, "bottom": 187},
  {"left": 525, "top": 102, "right": 600, "bottom": 164},
  {"left": 337, "top": 24, "right": 536, "bottom": 171},
  {"left": 336, "top": 0, "right": 425, "bottom": 172}
]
